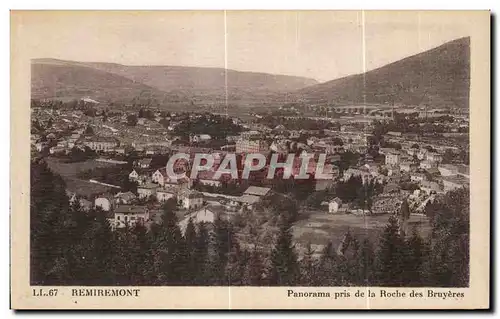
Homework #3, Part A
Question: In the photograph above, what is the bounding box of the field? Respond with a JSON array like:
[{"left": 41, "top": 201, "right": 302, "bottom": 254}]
[
  {"left": 45, "top": 157, "right": 123, "bottom": 198},
  {"left": 292, "top": 210, "right": 431, "bottom": 257},
  {"left": 45, "top": 157, "right": 118, "bottom": 177}
]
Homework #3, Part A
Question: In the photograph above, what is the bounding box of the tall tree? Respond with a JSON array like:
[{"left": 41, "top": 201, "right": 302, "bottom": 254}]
[
  {"left": 193, "top": 222, "right": 210, "bottom": 285},
  {"left": 316, "top": 242, "right": 345, "bottom": 286},
  {"left": 30, "top": 159, "right": 71, "bottom": 285},
  {"left": 183, "top": 218, "right": 198, "bottom": 284},
  {"left": 300, "top": 243, "right": 318, "bottom": 286},
  {"left": 158, "top": 203, "right": 185, "bottom": 285},
  {"left": 268, "top": 219, "right": 299, "bottom": 286},
  {"left": 209, "top": 214, "right": 235, "bottom": 285},
  {"left": 353, "top": 238, "right": 375, "bottom": 286},
  {"left": 242, "top": 248, "right": 265, "bottom": 286},
  {"left": 404, "top": 227, "right": 427, "bottom": 286},
  {"left": 399, "top": 198, "right": 411, "bottom": 237},
  {"left": 225, "top": 242, "right": 245, "bottom": 285},
  {"left": 375, "top": 215, "right": 408, "bottom": 286},
  {"left": 424, "top": 188, "right": 470, "bottom": 287}
]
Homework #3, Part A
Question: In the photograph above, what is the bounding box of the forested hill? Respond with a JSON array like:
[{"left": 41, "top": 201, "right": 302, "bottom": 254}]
[
  {"left": 288, "top": 37, "right": 470, "bottom": 109},
  {"left": 31, "top": 58, "right": 318, "bottom": 104}
]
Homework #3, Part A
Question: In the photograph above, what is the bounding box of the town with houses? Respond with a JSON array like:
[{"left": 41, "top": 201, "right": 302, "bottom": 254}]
[
  {"left": 18, "top": 8, "right": 478, "bottom": 291},
  {"left": 30, "top": 96, "right": 470, "bottom": 256}
]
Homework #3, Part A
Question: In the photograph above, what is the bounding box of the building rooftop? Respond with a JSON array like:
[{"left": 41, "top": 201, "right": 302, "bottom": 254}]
[
  {"left": 114, "top": 191, "right": 137, "bottom": 201},
  {"left": 114, "top": 205, "right": 147, "bottom": 214},
  {"left": 237, "top": 194, "right": 261, "bottom": 205},
  {"left": 138, "top": 183, "right": 159, "bottom": 190},
  {"left": 330, "top": 197, "right": 342, "bottom": 205},
  {"left": 243, "top": 186, "right": 271, "bottom": 197},
  {"left": 179, "top": 189, "right": 203, "bottom": 199}
]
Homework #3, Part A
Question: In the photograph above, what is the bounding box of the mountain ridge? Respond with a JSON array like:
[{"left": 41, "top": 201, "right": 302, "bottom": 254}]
[
  {"left": 31, "top": 58, "right": 319, "bottom": 104},
  {"left": 288, "top": 37, "right": 470, "bottom": 109},
  {"left": 31, "top": 37, "right": 470, "bottom": 110}
]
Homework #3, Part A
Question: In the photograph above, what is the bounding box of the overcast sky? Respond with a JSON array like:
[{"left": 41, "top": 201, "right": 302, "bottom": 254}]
[{"left": 18, "top": 11, "right": 472, "bottom": 82}]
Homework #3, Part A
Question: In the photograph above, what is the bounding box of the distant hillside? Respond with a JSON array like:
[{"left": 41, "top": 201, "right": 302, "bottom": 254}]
[
  {"left": 31, "top": 58, "right": 318, "bottom": 105},
  {"left": 290, "top": 37, "right": 470, "bottom": 109},
  {"left": 31, "top": 61, "right": 167, "bottom": 102},
  {"left": 84, "top": 62, "right": 318, "bottom": 94}
]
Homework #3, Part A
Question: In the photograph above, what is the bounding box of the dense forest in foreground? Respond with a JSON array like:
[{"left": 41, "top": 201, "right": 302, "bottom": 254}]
[{"left": 31, "top": 159, "right": 469, "bottom": 287}]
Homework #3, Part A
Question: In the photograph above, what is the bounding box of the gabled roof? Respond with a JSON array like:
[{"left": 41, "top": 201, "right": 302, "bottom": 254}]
[
  {"left": 154, "top": 168, "right": 168, "bottom": 176},
  {"left": 243, "top": 186, "right": 271, "bottom": 197},
  {"left": 330, "top": 197, "right": 342, "bottom": 205},
  {"left": 114, "top": 205, "right": 147, "bottom": 214}
]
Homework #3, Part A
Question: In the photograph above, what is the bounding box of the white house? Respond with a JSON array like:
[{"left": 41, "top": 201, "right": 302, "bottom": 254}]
[
  {"left": 178, "top": 190, "right": 204, "bottom": 210},
  {"left": 137, "top": 183, "right": 158, "bottom": 199},
  {"left": 153, "top": 167, "right": 192, "bottom": 189},
  {"left": 152, "top": 168, "right": 167, "bottom": 186},
  {"left": 156, "top": 188, "right": 177, "bottom": 202},
  {"left": 328, "top": 197, "right": 343, "bottom": 214},
  {"left": 385, "top": 152, "right": 400, "bottom": 166},
  {"left": 94, "top": 194, "right": 114, "bottom": 211},
  {"left": 178, "top": 205, "right": 227, "bottom": 234},
  {"left": 112, "top": 205, "right": 149, "bottom": 229},
  {"left": 129, "top": 169, "right": 150, "bottom": 185},
  {"left": 198, "top": 170, "right": 223, "bottom": 187},
  {"left": 114, "top": 191, "right": 137, "bottom": 205},
  {"left": 128, "top": 170, "right": 138, "bottom": 180}
]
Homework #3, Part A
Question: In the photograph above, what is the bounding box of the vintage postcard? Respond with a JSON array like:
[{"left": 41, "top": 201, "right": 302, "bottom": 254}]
[{"left": 10, "top": 10, "right": 490, "bottom": 309}]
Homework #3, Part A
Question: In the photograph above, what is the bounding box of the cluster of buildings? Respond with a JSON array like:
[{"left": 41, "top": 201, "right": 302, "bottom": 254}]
[
  {"left": 381, "top": 141, "right": 469, "bottom": 194},
  {"left": 32, "top": 101, "right": 470, "bottom": 242},
  {"left": 69, "top": 182, "right": 272, "bottom": 232}
]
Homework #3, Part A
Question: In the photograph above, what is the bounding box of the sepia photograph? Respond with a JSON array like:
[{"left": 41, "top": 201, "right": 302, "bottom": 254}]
[{"left": 10, "top": 10, "right": 490, "bottom": 309}]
